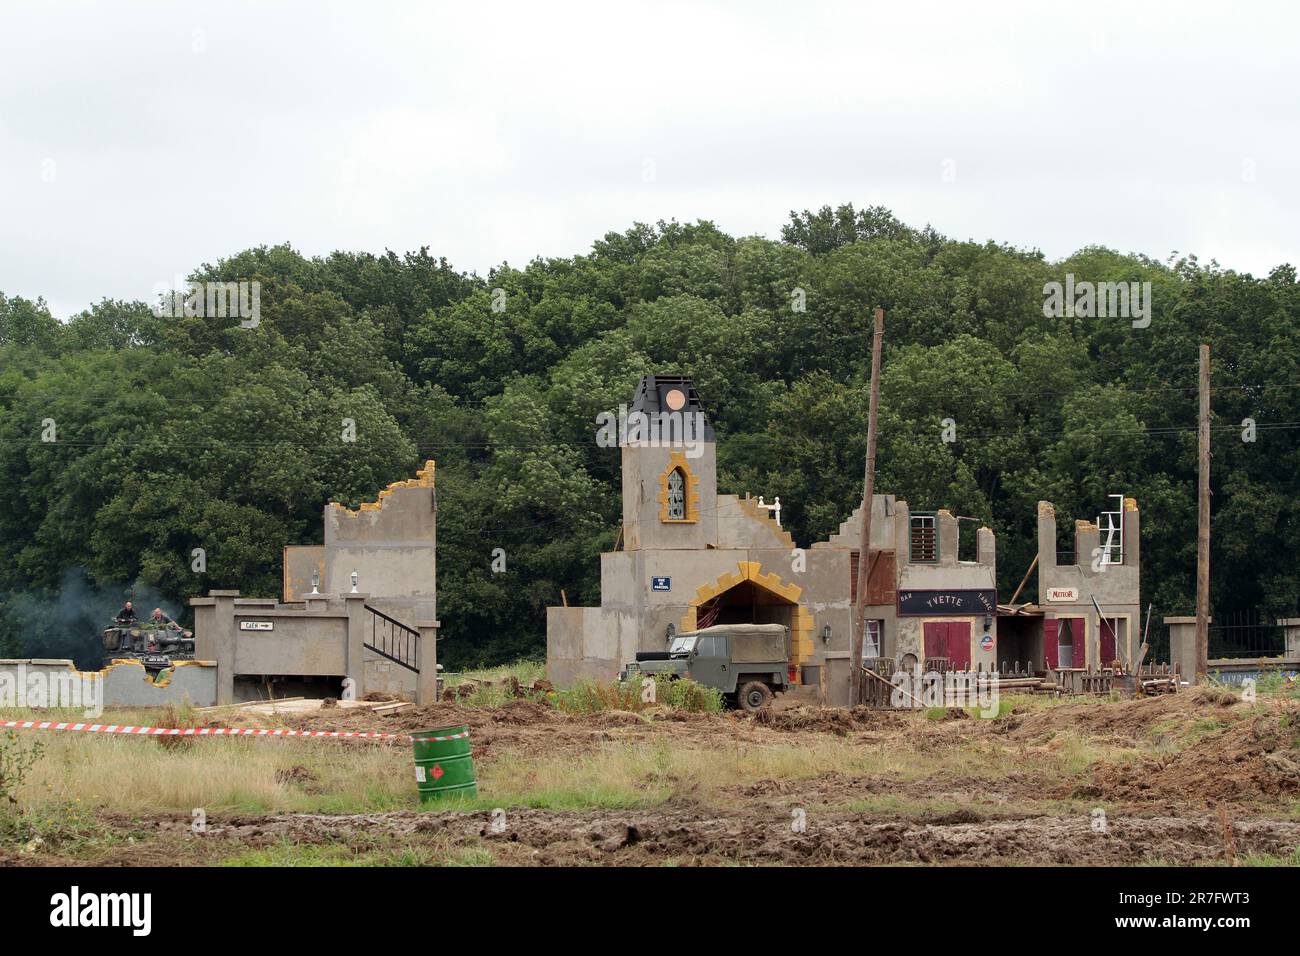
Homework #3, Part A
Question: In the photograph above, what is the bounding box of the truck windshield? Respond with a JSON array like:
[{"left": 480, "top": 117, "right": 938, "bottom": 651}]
[{"left": 668, "top": 636, "right": 697, "bottom": 653}]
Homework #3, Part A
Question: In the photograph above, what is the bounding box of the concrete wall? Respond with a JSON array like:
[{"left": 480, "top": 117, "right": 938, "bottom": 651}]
[
  {"left": 891, "top": 506, "right": 998, "bottom": 670},
  {"left": 717, "top": 495, "right": 796, "bottom": 550},
  {"left": 187, "top": 461, "right": 441, "bottom": 705},
  {"left": 1039, "top": 499, "right": 1140, "bottom": 668},
  {"left": 324, "top": 460, "right": 437, "bottom": 624},
  {"left": 621, "top": 443, "right": 719, "bottom": 551},
  {"left": 283, "top": 545, "right": 325, "bottom": 602},
  {"left": 0, "top": 658, "right": 218, "bottom": 709},
  {"left": 811, "top": 495, "right": 999, "bottom": 669},
  {"left": 192, "top": 590, "right": 437, "bottom": 705},
  {"left": 546, "top": 606, "right": 634, "bottom": 685},
  {"left": 818, "top": 493, "right": 900, "bottom": 553},
  {"left": 233, "top": 607, "right": 348, "bottom": 676},
  {"left": 1167, "top": 616, "right": 1300, "bottom": 685}
]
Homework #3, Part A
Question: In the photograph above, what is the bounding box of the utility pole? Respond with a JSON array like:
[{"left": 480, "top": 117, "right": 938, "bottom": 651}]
[
  {"left": 850, "top": 306, "right": 884, "bottom": 706},
  {"left": 1195, "top": 344, "right": 1211, "bottom": 681}
]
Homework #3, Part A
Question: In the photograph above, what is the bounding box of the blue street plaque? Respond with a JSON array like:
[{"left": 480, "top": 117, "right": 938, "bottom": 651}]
[{"left": 652, "top": 576, "right": 671, "bottom": 592}]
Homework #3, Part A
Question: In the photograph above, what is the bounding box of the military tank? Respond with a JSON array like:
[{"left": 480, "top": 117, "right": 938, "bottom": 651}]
[{"left": 101, "top": 615, "right": 195, "bottom": 673}]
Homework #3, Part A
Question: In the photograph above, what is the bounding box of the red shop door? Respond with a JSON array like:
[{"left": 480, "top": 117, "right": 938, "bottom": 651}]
[
  {"left": 1043, "top": 619, "right": 1059, "bottom": 669},
  {"left": 1098, "top": 617, "right": 1117, "bottom": 666},
  {"left": 923, "top": 621, "right": 946, "bottom": 659},
  {"left": 923, "top": 621, "right": 972, "bottom": 670},
  {"left": 945, "top": 622, "right": 972, "bottom": 670}
]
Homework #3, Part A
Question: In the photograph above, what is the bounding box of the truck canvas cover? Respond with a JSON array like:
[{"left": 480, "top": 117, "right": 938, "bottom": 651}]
[{"left": 681, "top": 623, "right": 789, "bottom": 662}]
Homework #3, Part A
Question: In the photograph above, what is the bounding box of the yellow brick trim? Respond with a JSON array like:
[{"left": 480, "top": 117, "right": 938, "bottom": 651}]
[
  {"left": 656, "top": 451, "right": 700, "bottom": 524},
  {"left": 734, "top": 496, "right": 796, "bottom": 548},
  {"left": 330, "top": 460, "right": 436, "bottom": 515},
  {"left": 677, "top": 561, "right": 814, "bottom": 667}
]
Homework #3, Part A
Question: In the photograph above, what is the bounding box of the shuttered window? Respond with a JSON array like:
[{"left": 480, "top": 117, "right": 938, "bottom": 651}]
[
  {"left": 909, "top": 514, "right": 938, "bottom": 563},
  {"left": 851, "top": 550, "right": 897, "bottom": 605}
]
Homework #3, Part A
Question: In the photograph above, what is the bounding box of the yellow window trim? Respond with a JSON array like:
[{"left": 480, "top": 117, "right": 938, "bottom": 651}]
[{"left": 656, "top": 451, "right": 700, "bottom": 524}]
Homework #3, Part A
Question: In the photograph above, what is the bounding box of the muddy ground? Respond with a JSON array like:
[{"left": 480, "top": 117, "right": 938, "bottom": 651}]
[{"left": 5, "top": 688, "right": 1299, "bottom": 866}]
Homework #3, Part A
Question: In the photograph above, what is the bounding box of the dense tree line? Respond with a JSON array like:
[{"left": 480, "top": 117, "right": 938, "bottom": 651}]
[{"left": 1, "top": 205, "right": 1297, "bottom": 667}]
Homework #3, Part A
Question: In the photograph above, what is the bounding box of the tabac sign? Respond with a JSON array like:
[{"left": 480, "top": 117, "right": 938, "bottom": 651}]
[{"left": 897, "top": 589, "right": 997, "bottom": 616}]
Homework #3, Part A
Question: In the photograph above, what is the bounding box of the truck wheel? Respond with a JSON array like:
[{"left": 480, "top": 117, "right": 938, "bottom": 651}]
[{"left": 738, "top": 681, "right": 773, "bottom": 712}]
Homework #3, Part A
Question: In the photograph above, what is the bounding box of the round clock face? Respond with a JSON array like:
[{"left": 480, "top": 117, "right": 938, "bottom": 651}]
[{"left": 665, "top": 388, "right": 686, "bottom": 411}]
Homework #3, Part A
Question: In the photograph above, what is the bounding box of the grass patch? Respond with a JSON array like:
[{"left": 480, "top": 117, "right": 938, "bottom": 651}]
[
  {"left": 1054, "top": 732, "right": 1135, "bottom": 776},
  {"left": 554, "top": 677, "right": 722, "bottom": 715},
  {"left": 445, "top": 660, "right": 548, "bottom": 707},
  {"left": 5, "top": 709, "right": 415, "bottom": 819},
  {"left": 462, "top": 737, "right": 891, "bottom": 811},
  {"left": 1239, "top": 846, "right": 1300, "bottom": 867}
]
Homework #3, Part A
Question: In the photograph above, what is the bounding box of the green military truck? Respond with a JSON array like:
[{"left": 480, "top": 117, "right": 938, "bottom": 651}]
[{"left": 619, "top": 623, "right": 791, "bottom": 711}]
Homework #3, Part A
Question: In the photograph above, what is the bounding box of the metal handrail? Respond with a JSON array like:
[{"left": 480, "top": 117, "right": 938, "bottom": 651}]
[{"left": 363, "top": 604, "right": 420, "bottom": 673}]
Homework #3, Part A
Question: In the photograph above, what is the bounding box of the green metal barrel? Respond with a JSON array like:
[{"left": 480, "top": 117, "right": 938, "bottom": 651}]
[{"left": 411, "top": 724, "right": 476, "bottom": 803}]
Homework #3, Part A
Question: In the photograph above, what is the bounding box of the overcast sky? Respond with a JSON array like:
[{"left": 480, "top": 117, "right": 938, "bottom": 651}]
[{"left": 2, "top": 0, "right": 1297, "bottom": 319}]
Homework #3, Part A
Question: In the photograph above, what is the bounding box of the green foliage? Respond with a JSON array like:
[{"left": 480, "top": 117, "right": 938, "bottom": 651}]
[
  {"left": 2, "top": 211, "right": 1298, "bottom": 668},
  {"left": 554, "top": 680, "right": 646, "bottom": 715},
  {"left": 553, "top": 676, "right": 720, "bottom": 714},
  {"left": 0, "top": 731, "right": 44, "bottom": 813},
  {"left": 653, "top": 674, "right": 725, "bottom": 712}
]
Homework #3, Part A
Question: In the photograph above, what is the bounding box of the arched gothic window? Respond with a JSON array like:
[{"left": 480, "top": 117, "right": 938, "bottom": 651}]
[{"left": 666, "top": 468, "right": 686, "bottom": 520}]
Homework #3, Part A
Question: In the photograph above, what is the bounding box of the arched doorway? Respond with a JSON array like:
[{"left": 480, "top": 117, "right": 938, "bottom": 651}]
[{"left": 679, "top": 562, "right": 815, "bottom": 666}]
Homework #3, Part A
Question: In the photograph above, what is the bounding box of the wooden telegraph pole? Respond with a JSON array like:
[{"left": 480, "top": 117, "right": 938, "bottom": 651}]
[
  {"left": 850, "top": 307, "right": 885, "bottom": 706},
  {"left": 1195, "top": 344, "right": 1211, "bottom": 680}
]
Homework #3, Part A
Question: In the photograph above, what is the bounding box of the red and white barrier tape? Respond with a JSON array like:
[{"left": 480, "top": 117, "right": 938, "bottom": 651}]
[
  {"left": 410, "top": 730, "right": 469, "bottom": 743},
  {"left": 0, "top": 719, "right": 407, "bottom": 740}
]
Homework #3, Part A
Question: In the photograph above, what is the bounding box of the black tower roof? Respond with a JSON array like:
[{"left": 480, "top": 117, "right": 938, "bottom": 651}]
[{"left": 629, "top": 375, "right": 716, "bottom": 442}]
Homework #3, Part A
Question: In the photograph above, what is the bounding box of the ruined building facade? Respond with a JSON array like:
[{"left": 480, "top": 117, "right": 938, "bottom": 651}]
[{"left": 545, "top": 376, "right": 1107, "bottom": 703}]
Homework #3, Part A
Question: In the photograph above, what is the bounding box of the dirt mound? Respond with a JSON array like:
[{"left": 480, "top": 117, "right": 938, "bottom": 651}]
[
  {"left": 1082, "top": 706, "right": 1300, "bottom": 806},
  {"left": 176, "top": 807, "right": 1300, "bottom": 867},
  {"left": 487, "top": 699, "right": 556, "bottom": 726},
  {"left": 281, "top": 697, "right": 560, "bottom": 736},
  {"left": 590, "top": 710, "right": 651, "bottom": 727},
  {"left": 753, "top": 705, "right": 908, "bottom": 736},
  {"left": 1009, "top": 687, "right": 1244, "bottom": 742}
]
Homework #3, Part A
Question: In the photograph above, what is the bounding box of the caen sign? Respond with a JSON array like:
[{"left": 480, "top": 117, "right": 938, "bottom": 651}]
[{"left": 897, "top": 589, "right": 997, "bottom": 616}]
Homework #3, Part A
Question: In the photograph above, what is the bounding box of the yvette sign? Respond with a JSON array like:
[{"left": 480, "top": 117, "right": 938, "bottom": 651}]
[
  {"left": 1045, "top": 587, "right": 1079, "bottom": 603},
  {"left": 896, "top": 589, "right": 997, "bottom": 616}
]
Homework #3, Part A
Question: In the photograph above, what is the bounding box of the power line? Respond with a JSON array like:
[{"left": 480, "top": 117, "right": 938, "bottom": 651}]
[{"left": 4, "top": 418, "right": 1300, "bottom": 450}]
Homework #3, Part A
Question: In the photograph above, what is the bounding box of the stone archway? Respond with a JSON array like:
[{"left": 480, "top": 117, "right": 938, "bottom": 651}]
[{"left": 679, "top": 561, "right": 815, "bottom": 666}]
